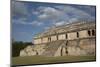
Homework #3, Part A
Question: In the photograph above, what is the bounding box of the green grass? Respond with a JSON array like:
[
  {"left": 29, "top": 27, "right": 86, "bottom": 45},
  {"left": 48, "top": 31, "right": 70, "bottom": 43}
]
[{"left": 12, "top": 55, "right": 96, "bottom": 66}]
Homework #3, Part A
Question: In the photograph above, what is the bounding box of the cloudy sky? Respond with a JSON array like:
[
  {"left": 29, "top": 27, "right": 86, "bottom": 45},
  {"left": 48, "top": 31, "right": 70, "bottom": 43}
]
[{"left": 12, "top": 1, "right": 96, "bottom": 42}]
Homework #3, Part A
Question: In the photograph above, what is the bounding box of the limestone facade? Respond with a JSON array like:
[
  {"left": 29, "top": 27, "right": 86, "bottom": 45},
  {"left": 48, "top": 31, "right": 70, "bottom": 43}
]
[
  {"left": 20, "top": 21, "right": 96, "bottom": 57},
  {"left": 33, "top": 21, "right": 95, "bottom": 45}
]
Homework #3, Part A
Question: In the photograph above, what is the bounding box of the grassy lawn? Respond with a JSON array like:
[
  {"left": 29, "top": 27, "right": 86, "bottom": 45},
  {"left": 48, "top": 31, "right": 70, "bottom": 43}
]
[{"left": 12, "top": 55, "right": 96, "bottom": 66}]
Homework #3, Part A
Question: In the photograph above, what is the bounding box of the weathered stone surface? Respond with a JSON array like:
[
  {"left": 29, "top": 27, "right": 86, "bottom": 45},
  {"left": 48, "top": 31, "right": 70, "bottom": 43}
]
[
  {"left": 20, "top": 38, "right": 96, "bottom": 57},
  {"left": 51, "top": 35, "right": 57, "bottom": 41},
  {"left": 20, "top": 21, "right": 96, "bottom": 57},
  {"left": 33, "top": 44, "right": 46, "bottom": 55},
  {"left": 20, "top": 45, "right": 38, "bottom": 56},
  {"left": 20, "top": 50, "right": 27, "bottom": 57},
  {"left": 67, "top": 32, "right": 77, "bottom": 40},
  {"left": 54, "top": 46, "right": 62, "bottom": 56},
  {"left": 79, "top": 38, "right": 96, "bottom": 55},
  {"left": 67, "top": 40, "right": 78, "bottom": 47},
  {"left": 41, "top": 40, "right": 65, "bottom": 57},
  {"left": 67, "top": 46, "right": 86, "bottom": 56}
]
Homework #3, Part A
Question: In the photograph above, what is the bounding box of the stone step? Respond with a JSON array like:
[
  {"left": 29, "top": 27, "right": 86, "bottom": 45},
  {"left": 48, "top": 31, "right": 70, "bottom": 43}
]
[{"left": 42, "top": 40, "right": 67, "bottom": 56}]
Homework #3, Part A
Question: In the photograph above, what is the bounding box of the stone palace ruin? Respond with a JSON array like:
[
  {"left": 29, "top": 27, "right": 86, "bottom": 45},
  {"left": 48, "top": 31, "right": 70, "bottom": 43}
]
[{"left": 20, "top": 21, "right": 96, "bottom": 57}]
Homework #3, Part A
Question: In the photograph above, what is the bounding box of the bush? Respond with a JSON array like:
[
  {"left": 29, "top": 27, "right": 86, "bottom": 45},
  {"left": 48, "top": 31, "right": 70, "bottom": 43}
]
[{"left": 12, "top": 41, "right": 33, "bottom": 57}]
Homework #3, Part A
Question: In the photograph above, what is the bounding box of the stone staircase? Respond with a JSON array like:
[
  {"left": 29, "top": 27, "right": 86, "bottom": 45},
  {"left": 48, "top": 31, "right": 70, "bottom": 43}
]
[{"left": 42, "top": 40, "right": 67, "bottom": 57}]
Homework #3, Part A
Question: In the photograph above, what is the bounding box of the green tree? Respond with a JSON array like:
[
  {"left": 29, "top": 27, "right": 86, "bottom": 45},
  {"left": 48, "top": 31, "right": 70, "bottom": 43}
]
[{"left": 12, "top": 41, "right": 33, "bottom": 57}]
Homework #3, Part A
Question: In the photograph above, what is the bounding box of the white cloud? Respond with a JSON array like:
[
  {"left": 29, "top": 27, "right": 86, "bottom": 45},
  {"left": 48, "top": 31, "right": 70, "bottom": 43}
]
[
  {"left": 12, "top": 2, "right": 95, "bottom": 27},
  {"left": 32, "top": 9, "right": 40, "bottom": 15},
  {"left": 68, "top": 18, "right": 78, "bottom": 23},
  {"left": 54, "top": 21, "right": 67, "bottom": 26},
  {"left": 12, "top": 18, "right": 43, "bottom": 26},
  {"left": 12, "top": 1, "right": 29, "bottom": 17},
  {"left": 38, "top": 7, "right": 64, "bottom": 21},
  {"left": 44, "top": 26, "right": 51, "bottom": 30},
  {"left": 36, "top": 5, "right": 95, "bottom": 25},
  {"left": 55, "top": 5, "right": 93, "bottom": 20},
  {"left": 31, "top": 21, "right": 43, "bottom": 26}
]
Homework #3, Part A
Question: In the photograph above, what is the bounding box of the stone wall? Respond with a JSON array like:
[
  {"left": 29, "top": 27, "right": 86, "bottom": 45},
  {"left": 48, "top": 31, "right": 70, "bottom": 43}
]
[
  {"left": 21, "top": 23, "right": 96, "bottom": 57},
  {"left": 34, "top": 38, "right": 42, "bottom": 44},
  {"left": 51, "top": 35, "right": 57, "bottom": 41},
  {"left": 67, "top": 32, "right": 77, "bottom": 40},
  {"left": 79, "top": 38, "right": 96, "bottom": 55},
  {"left": 67, "top": 40, "right": 78, "bottom": 47},
  {"left": 34, "top": 39, "right": 38, "bottom": 44},
  {"left": 20, "top": 37, "right": 96, "bottom": 57},
  {"left": 79, "top": 30, "right": 89, "bottom": 38},
  {"left": 42, "top": 37, "right": 48, "bottom": 43},
  {"left": 67, "top": 38, "right": 95, "bottom": 56},
  {"left": 58, "top": 34, "right": 66, "bottom": 40},
  {"left": 20, "top": 45, "right": 46, "bottom": 56},
  {"left": 20, "top": 46, "right": 38, "bottom": 56},
  {"left": 67, "top": 46, "right": 87, "bottom": 56},
  {"left": 54, "top": 38, "right": 95, "bottom": 56},
  {"left": 33, "top": 29, "right": 95, "bottom": 45}
]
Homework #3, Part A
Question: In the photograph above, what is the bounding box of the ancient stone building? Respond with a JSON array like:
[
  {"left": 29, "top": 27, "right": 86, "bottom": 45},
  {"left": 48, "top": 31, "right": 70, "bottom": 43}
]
[{"left": 20, "top": 21, "right": 96, "bottom": 57}]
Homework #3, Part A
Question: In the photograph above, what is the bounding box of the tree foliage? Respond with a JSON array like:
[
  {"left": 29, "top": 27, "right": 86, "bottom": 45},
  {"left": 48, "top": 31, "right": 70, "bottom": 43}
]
[{"left": 12, "top": 41, "right": 33, "bottom": 57}]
